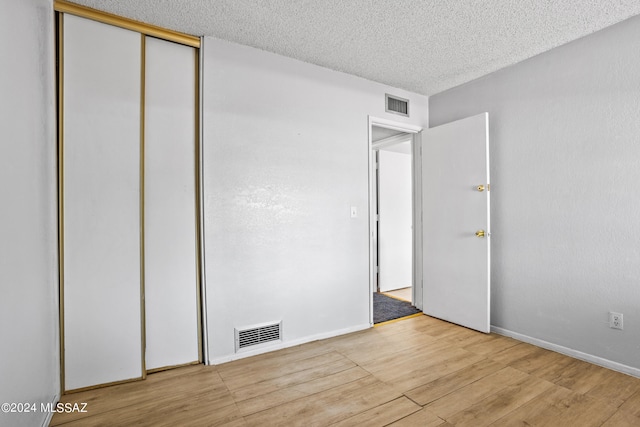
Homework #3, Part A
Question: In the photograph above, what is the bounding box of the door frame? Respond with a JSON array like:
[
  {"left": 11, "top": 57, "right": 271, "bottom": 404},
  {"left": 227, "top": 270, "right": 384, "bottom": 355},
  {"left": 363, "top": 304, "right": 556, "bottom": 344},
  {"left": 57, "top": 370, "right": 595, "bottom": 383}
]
[{"left": 368, "top": 116, "right": 423, "bottom": 325}]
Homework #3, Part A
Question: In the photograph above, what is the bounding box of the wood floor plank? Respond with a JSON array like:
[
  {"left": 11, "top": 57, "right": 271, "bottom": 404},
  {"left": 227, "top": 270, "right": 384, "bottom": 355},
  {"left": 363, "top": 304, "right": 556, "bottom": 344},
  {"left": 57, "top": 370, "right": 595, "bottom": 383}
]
[
  {"left": 236, "top": 366, "right": 370, "bottom": 416},
  {"left": 404, "top": 358, "right": 505, "bottom": 405},
  {"left": 336, "top": 340, "right": 430, "bottom": 368},
  {"left": 231, "top": 357, "right": 356, "bottom": 402},
  {"left": 436, "top": 325, "right": 485, "bottom": 346},
  {"left": 361, "top": 341, "right": 468, "bottom": 377},
  {"left": 330, "top": 330, "right": 439, "bottom": 366},
  {"left": 374, "top": 314, "right": 444, "bottom": 333},
  {"left": 508, "top": 345, "right": 574, "bottom": 375},
  {"left": 462, "top": 334, "right": 519, "bottom": 356},
  {"left": 221, "top": 351, "right": 347, "bottom": 390},
  {"left": 585, "top": 368, "right": 640, "bottom": 407},
  {"left": 425, "top": 366, "right": 529, "bottom": 419},
  {"left": 418, "top": 319, "right": 467, "bottom": 339},
  {"left": 243, "top": 376, "right": 400, "bottom": 426},
  {"left": 330, "top": 396, "right": 421, "bottom": 426},
  {"left": 216, "top": 341, "right": 333, "bottom": 378},
  {"left": 446, "top": 374, "right": 554, "bottom": 426},
  {"left": 538, "top": 358, "right": 612, "bottom": 394},
  {"left": 442, "top": 334, "right": 492, "bottom": 351},
  {"left": 489, "top": 384, "right": 617, "bottom": 427},
  {"left": 489, "top": 341, "right": 543, "bottom": 366},
  {"left": 214, "top": 419, "right": 248, "bottom": 427},
  {"left": 387, "top": 408, "right": 447, "bottom": 427},
  {"left": 384, "top": 350, "right": 486, "bottom": 393},
  {"left": 601, "top": 408, "right": 640, "bottom": 426},
  {"left": 618, "top": 389, "right": 640, "bottom": 417}
]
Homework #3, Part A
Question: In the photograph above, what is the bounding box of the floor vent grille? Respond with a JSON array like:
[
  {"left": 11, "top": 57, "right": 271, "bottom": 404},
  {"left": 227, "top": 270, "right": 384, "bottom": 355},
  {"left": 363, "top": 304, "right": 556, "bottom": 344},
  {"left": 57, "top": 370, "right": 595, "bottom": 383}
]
[
  {"left": 235, "top": 322, "right": 282, "bottom": 351},
  {"left": 385, "top": 94, "right": 409, "bottom": 117}
]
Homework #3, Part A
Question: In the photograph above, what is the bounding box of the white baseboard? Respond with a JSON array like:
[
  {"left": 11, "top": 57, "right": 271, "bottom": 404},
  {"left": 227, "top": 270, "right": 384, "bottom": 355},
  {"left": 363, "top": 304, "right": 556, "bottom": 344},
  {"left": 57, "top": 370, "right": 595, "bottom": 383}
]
[
  {"left": 41, "top": 393, "right": 60, "bottom": 427},
  {"left": 208, "top": 323, "right": 371, "bottom": 365},
  {"left": 491, "top": 325, "right": 640, "bottom": 378}
]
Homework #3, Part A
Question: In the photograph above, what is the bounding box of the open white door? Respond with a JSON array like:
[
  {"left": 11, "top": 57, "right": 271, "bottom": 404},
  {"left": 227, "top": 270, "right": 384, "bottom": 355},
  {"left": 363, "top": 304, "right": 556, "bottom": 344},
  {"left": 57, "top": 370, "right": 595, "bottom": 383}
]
[{"left": 421, "top": 113, "right": 490, "bottom": 332}]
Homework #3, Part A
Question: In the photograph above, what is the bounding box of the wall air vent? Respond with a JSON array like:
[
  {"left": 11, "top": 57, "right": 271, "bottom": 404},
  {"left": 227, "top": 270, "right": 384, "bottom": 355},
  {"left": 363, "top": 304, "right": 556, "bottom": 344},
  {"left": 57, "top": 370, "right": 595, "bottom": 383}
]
[
  {"left": 235, "top": 321, "right": 282, "bottom": 352},
  {"left": 385, "top": 94, "right": 409, "bottom": 117}
]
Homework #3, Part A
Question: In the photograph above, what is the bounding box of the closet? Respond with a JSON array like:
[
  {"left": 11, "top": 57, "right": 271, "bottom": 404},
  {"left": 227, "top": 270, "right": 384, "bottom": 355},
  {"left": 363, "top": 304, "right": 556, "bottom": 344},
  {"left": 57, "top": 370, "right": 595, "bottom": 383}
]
[{"left": 57, "top": 2, "right": 201, "bottom": 392}]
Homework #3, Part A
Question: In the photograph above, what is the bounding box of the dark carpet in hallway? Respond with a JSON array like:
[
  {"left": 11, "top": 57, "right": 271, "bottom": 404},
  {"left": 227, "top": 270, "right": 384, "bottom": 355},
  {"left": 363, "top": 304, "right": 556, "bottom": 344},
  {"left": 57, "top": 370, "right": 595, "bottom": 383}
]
[{"left": 373, "top": 292, "right": 420, "bottom": 324}]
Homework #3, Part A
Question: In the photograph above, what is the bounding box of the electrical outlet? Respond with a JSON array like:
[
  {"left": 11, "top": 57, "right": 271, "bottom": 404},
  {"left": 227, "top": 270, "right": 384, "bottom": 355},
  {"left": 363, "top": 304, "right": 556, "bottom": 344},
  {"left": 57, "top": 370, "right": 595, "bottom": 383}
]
[{"left": 609, "top": 312, "right": 623, "bottom": 330}]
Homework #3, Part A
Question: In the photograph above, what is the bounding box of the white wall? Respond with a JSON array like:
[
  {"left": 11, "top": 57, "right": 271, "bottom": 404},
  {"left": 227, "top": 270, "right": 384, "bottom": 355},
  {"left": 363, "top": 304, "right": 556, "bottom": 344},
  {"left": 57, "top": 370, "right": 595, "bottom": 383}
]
[
  {"left": 202, "top": 38, "right": 428, "bottom": 362},
  {"left": 0, "top": 0, "right": 59, "bottom": 425},
  {"left": 430, "top": 15, "right": 640, "bottom": 373},
  {"left": 378, "top": 149, "right": 413, "bottom": 292}
]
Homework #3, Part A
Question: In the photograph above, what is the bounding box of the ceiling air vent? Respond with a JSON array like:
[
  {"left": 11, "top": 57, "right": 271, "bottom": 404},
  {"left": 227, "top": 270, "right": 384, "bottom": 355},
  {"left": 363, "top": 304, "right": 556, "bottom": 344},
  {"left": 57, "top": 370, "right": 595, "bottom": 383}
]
[
  {"left": 235, "top": 321, "right": 282, "bottom": 352},
  {"left": 385, "top": 94, "right": 409, "bottom": 117}
]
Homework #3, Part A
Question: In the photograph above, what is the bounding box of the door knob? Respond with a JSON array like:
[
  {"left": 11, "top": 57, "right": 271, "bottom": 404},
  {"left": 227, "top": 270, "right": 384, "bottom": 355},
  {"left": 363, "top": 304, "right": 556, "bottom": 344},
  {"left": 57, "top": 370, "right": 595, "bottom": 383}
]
[
  {"left": 476, "top": 185, "right": 485, "bottom": 192},
  {"left": 475, "top": 230, "right": 485, "bottom": 238}
]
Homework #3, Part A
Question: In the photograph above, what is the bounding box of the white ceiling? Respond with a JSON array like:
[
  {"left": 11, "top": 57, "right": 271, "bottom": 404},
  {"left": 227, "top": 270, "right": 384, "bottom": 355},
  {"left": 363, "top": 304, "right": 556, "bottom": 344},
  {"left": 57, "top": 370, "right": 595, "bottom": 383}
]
[{"left": 69, "top": 0, "right": 640, "bottom": 95}]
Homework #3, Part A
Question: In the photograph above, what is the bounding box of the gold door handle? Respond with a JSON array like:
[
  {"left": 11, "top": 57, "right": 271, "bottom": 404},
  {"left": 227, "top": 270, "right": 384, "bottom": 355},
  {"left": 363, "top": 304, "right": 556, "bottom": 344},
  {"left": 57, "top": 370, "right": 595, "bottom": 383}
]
[
  {"left": 476, "top": 185, "right": 485, "bottom": 192},
  {"left": 475, "top": 230, "right": 485, "bottom": 238}
]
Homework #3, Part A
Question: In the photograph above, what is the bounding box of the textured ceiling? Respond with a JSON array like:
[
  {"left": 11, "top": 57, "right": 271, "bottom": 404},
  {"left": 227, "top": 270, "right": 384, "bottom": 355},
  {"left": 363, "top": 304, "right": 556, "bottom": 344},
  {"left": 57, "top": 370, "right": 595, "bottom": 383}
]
[{"left": 69, "top": 1, "right": 640, "bottom": 95}]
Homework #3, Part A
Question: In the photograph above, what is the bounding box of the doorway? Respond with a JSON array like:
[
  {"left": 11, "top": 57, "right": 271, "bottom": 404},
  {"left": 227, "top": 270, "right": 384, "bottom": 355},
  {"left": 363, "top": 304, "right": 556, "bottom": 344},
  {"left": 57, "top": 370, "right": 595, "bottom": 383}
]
[
  {"left": 369, "top": 114, "right": 491, "bottom": 331},
  {"left": 369, "top": 117, "right": 423, "bottom": 325},
  {"left": 375, "top": 131, "right": 412, "bottom": 298}
]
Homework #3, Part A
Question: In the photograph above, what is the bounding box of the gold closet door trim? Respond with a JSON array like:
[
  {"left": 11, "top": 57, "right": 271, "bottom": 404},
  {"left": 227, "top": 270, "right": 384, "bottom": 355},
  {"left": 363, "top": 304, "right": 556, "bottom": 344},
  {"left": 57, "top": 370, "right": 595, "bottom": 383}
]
[
  {"left": 139, "top": 34, "right": 148, "bottom": 379},
  {"left": 54, "top": 0, "right": 200, "bottom": 48},
  {"left": 194, "top": 47, "right": 204, "bottom": 363}
]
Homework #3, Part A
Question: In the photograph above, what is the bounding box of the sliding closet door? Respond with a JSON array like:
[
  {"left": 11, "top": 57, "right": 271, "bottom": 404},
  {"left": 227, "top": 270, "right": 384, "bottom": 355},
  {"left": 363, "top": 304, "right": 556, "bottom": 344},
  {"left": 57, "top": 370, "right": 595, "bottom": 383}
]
[
  {"left": 144, "top": 36, "right": 200, "bottom": 370},
  {"left": 62, "top": 14, "right": 143, "bottom": 390}
]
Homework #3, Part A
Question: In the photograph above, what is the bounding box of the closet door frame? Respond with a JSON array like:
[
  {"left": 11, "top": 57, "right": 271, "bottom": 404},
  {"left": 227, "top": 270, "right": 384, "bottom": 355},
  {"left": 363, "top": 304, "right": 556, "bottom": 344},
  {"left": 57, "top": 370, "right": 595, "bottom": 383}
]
[{"left": 55, "top": 0, "right": 204, "bottom": 393}]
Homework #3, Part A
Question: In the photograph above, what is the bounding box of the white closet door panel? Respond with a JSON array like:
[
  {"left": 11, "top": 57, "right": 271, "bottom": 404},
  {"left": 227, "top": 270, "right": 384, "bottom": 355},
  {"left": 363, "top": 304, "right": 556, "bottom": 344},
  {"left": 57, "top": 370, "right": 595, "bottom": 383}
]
[
  {"left": 145, "top": 37, "right": 199, "bottom": 370},
  {"left": 63, "top": 15, "right": 142, "bottom": 390}
]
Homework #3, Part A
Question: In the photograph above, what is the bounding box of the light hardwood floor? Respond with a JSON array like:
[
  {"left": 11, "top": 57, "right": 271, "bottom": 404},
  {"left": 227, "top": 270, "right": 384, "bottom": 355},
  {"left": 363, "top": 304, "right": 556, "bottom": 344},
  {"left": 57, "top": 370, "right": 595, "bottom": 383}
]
[
  {"left": 383, "top": 287, "right": 412, "bottom": 302},
  {"left": 51, "top": 315, "right": 640, "bottom": 426}
]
